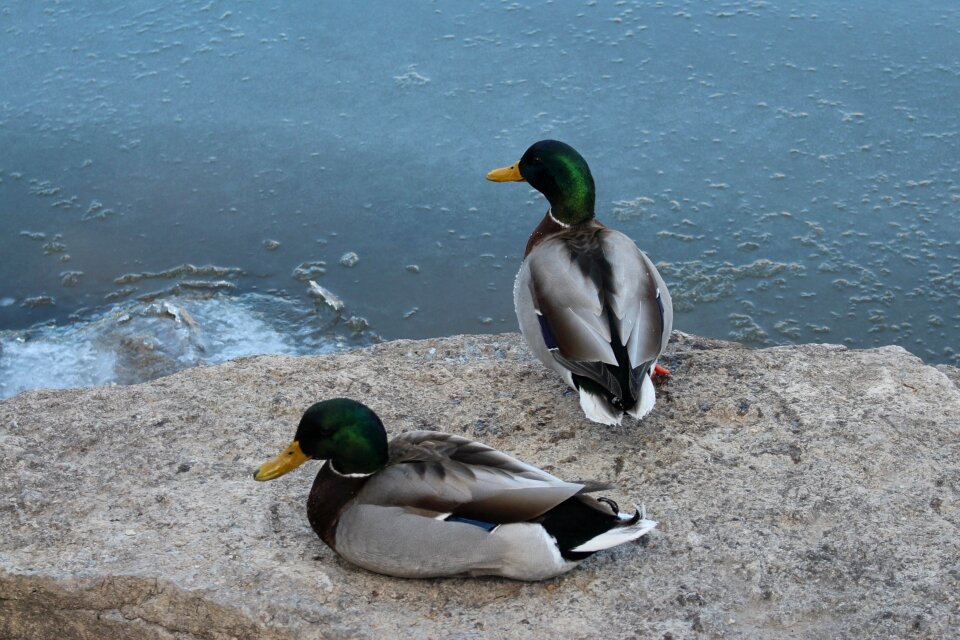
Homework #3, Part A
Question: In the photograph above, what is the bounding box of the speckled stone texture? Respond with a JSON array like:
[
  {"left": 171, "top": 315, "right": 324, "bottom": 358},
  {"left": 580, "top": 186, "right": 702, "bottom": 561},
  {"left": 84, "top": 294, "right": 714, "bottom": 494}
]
[{"left": 1, "top": 333, "right": 958, "bottom": 639}]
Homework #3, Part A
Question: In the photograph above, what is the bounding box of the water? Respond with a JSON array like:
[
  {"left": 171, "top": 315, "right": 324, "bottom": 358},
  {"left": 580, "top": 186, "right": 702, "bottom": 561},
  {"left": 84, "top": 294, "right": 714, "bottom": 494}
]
[
  {"left": 2, "top": 1, "right": 958, "bottom": 398},
  {"left": 0, "top": 292, "right": 365, "bottom": 398}
]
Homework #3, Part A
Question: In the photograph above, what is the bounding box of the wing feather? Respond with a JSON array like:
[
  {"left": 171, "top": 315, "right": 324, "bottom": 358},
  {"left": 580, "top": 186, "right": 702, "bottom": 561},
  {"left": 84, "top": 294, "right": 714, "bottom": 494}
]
[
  {"left": 601, "top": 231, "right": 671, "bottom": 366},
  {"left": 527, "top": 239, "right": 616, "bottom": 365},
  {"left": 354, "top": 431, "right": 584, "bottom": 524}
]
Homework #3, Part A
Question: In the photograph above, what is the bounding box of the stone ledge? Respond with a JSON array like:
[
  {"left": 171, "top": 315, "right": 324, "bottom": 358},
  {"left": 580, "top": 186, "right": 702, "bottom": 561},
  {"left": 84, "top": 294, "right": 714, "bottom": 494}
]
[{"left": 1, "top": 333, "right": 958, "bottom": 639}]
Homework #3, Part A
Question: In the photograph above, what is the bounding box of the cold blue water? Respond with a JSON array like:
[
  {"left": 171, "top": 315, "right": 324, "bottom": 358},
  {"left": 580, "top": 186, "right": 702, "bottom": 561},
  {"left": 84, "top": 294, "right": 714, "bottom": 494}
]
[{"left": 2, "top": 1, "right": 958, "bottom": 398}]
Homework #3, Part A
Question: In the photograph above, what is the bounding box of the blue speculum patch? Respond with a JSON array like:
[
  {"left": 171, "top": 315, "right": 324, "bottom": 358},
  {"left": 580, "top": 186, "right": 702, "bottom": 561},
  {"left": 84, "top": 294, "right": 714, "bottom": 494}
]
[
  {"left": 538, "top": 314, "right": 560, "bottom": 351},
  {"left": 445, "top": 515, "right": 499, "bottom": 532}
]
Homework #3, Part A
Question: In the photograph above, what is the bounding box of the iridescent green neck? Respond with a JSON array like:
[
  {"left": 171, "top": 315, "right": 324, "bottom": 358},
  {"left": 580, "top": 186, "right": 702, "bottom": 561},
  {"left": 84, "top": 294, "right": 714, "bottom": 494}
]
[
  {"left": 549, "top": 154, "right": 595, "bottom": 225},
  {"left": 326, "top": 423, "right": 387, "bottom": 475}
]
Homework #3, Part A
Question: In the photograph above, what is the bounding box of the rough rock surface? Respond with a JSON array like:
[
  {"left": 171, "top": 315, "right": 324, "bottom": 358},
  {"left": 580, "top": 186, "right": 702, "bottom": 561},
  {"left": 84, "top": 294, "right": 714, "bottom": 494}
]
[{"left": 1, "top": 333, "right": 958, "bottom": 639}]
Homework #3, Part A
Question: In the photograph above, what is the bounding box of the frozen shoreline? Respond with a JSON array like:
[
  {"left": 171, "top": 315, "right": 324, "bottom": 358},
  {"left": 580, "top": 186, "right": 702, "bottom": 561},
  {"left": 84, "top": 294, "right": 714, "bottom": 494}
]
[{"left": 0, "top": 291, "right": 373, "bottom": 399}]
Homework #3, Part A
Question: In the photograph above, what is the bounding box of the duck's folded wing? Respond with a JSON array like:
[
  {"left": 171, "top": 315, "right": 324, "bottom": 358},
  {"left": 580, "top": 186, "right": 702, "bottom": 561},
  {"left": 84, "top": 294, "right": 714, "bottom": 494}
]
[
  {"left": 603, "top": 231, "right": 672, "bottom": 363},
  {"left": 526, "top": 236, "right": 617, "bottom": 366},
  {"left": 356, "top": 431, "right": 584, "bottom": 523}
]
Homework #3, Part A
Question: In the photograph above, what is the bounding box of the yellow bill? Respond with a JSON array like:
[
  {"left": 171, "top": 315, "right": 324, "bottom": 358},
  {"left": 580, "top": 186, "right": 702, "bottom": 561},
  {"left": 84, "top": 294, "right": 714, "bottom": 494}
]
[
  {"left": 254, "top": 441, "right": 309, "bottom": 481},
  {"left": 486, "top": 162, "right": 524, "bottom": 182}
]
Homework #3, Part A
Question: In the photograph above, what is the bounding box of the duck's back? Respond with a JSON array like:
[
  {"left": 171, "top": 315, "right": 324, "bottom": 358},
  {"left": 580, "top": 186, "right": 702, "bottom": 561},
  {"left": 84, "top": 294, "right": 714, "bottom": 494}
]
[{"left": 514, "top": 223, "right": 672, "bottom": 412}]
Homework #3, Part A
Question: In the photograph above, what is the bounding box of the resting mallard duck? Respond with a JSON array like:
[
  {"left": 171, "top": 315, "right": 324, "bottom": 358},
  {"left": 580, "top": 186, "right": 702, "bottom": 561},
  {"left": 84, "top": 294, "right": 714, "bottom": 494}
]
[
  {"left": 254, "top": 398, "right": 656, "bottom": 580},
  {"left": 487, "top": 140, "right": 673, "bottom": 425}
]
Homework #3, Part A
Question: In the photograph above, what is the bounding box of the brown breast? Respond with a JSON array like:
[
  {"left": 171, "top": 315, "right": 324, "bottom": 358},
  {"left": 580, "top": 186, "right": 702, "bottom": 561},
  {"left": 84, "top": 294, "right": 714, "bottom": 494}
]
[
  {"left": 305, "top": 462, "right": 371, "bottom": 549},
  {"left": 525, "top": 214, "right": 605, "bottom": 257}
]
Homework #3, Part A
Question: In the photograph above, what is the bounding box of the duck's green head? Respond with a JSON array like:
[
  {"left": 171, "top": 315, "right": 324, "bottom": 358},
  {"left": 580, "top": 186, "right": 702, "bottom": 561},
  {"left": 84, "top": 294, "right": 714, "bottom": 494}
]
[
  {"left": 253, "top": 399, "right": 389, "bottom": 481},
  {"left": 487, "top": 139, "right": 596, "bottom": 226}
]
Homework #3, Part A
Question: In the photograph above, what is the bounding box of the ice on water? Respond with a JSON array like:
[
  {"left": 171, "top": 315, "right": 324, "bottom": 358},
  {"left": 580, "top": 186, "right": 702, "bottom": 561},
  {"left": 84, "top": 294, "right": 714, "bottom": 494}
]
[
  {"left": 1, "top": 1, "right": 958, "bottom": 399},
  {"left": 0, "top": 294, "right": 356, "bottom": 399}
]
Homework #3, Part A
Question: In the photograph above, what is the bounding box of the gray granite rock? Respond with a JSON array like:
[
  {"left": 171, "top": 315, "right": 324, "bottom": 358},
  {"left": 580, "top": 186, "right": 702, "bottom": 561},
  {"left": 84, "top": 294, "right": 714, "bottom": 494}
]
[{"left": 1, "top": 333, "right": 958, "bottom": 639}]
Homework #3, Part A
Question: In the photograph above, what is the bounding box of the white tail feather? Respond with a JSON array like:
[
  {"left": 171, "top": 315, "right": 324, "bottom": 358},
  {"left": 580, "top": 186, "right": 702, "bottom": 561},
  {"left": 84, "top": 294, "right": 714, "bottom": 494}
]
[
  {"left": 578, "top": 388, "right": 622, "bottom": 425},
  {"left": 570, "top": 505, "right": 657, "bottom": 553},
  {"left": 627, "top": 372, "right": 656, "bottom": 420}
]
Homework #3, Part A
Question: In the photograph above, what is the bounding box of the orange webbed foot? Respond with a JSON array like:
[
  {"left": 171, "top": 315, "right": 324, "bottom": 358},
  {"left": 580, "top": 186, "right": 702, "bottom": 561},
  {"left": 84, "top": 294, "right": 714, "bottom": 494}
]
[{"left": 651, "top": 364, "right": 671, "bottom": 385}]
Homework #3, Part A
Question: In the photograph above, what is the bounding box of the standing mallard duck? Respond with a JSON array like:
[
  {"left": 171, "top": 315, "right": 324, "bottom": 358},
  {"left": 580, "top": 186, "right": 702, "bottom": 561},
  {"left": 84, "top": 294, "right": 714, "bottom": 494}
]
[
  {"left": 254, "top": 398, "right": 656, "bottom": 580},
  {"left": 487, "top": 140, "right": 673, "bottom": 425}
]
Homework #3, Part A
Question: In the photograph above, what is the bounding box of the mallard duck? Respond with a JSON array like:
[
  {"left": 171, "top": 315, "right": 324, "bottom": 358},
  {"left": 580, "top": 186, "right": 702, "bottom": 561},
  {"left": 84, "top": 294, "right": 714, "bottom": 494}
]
[
  {"left": 487, "top": 140, "right": 673, "bottom": 425},
  {"left": 254, "top": 398, "right": 656, "bottom": 580}
]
